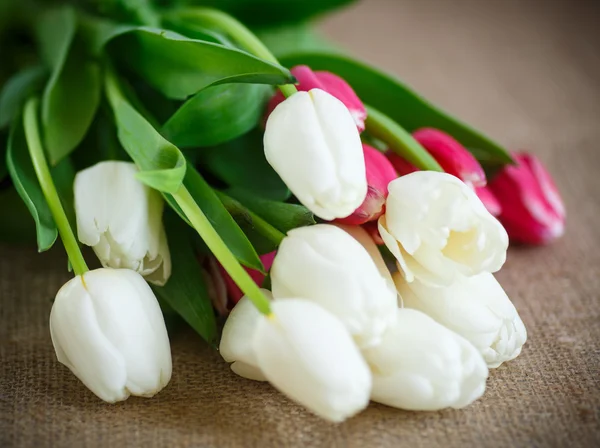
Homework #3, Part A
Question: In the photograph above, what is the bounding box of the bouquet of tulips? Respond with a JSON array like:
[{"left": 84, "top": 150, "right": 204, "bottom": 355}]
[{"left": 0, "top": 0, "right": 565, "bottom": 421}]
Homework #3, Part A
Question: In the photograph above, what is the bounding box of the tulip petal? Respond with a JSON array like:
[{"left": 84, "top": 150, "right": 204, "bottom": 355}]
[{"left": 254, "top": 300, "right": 371, "bottom": 422}]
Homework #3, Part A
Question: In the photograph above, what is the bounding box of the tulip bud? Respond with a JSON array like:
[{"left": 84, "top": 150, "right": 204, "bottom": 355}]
[
  {"left": 219, "top": 293, "right": 272, "bottom": 382},
  {"left": 488, "top": 152, "right": 565, "bottom": 244},
  {"left": 379, "top": 172, "right": 508, "bottom": 286},
  {"left": 413, "top": 128, "right": 487, "bottom": 187},
  {"left": 362, "top": 308, "right": 488, "bottom": 411},
  {"left": 217, "top": 252, "right": 276, "bottom": 304},
  {"left": 49, "top": 268, "right": 172, "bottom": 402},
  {"left": 335, "top": 144, "right": 398, "bottom": 225},
  {"left": 270, "top": 224, "right": 397, "bottom": 348},
  {"left": 395, "top": 272, "right": 527, "bottom": 368},
  {"left": 475, "top": 186, "right": 502, "bottom": 217},
  {"left": 74, "top": 161, "right": 171, "bottom": 286},
  {"left": 254, "top": 300, "right": 371, "bottom": 422},
  {"left": 385, "top": 151, "right": 419, "bottom": 177},
  {"left": 264, "top": 89, "right": 367, "bottom": 220},
  {"left": 265, "top": 65, "right": 367, "bottom": 132}
]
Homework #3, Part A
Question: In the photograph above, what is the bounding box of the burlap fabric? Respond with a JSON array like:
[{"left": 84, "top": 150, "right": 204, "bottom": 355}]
[{"left": 1, "top": 0, "right": 599, "bottom": 446}]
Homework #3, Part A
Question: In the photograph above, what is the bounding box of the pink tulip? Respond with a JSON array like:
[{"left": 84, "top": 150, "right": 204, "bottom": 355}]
[
  {"left": 488, "top": 152, "right": 565, "bottom": 245},
  {"left": 336, "top": 144, "right": 398, "bottom": 225},
  {"left": 412, "top": 128, "right": 486, "bottom": 188},
  {"left": 385, "top": 129, "right": 499, "bottom": 215},
  {"left": 265, "top": 65, "right": 367, "bottom": 132},
  {"left": 218, "top": 251, "right": 276, "bottom": 304}
]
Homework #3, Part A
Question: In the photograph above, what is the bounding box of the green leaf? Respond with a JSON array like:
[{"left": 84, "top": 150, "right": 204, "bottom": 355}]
[
  {"left": 37, "top": 7, "right": 101, "bottom": 165},
  {"left": 280, "top": 52, "right": 513, "bottom": 167},
  {"left": 162, "top": 83, "right": 271, "bottom": 148},
  {"left": 196, "top": 128, "right": 290, "bottom": 201},
  {"left": 178, "top": 0, "right": 357, "bottom": 27},
  {"left": 104, "top": 69, "right": 187, "bottom": 193},
  {"left": 0, "top": 66, "right": 47, "bottom": 129},
  {"left": 226, "top": 188, "right": 315, "bottom": 234},
  {"left": 216, "top": 190, "right": 285, "bottom": 255},
  {"left": 165, "top": 165, "right": 265, "bottom": 272},
  {"left": 5, "top": 118, "right": 57, "bottom": 252},
  {"left": 153, "top": 211, "right": 217, "bottom": 344},
  {"left": 83, "top": 18, "right": 294, "bottom": 99}
]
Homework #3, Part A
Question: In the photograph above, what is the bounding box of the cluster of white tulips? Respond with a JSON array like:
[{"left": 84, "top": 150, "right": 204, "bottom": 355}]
[
  {"left": 221, "top": 174, "right": 526, "bottom": 422},
  {"left": 219, "top": 88, "right": 526, "bottom": 421}
]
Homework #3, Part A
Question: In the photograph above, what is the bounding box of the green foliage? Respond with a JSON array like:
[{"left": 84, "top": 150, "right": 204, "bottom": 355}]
[
  {"left": 5, "top": 118, "right": 57, "bottom": 252},
  {"left": 162, "top": 83, "right": 271, "bottom": 148},
  {"left": 165, "top": 166, "right": 264, "bottom": 272},
  {"left": 37, "top": 7, "right": 101, "bottom": 165},
  {"left": 196, "top": 128, "right": 290, "bottom": 201},
  {"left": 84, "top": 18, "right": 294, "bottom": 99},
  {"left": 0, "top": 66, "right": 47, "bottom": 130},
  {"left": 153, "top": 211, "right": 217, "bottom": 344}
]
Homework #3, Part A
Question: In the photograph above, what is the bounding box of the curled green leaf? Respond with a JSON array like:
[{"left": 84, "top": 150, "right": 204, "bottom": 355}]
[
  {"left": 104, "top": 68, "right": 186, "bottom": 193},
  {"left": 5, "top": 118, "right": 57, "bottom": 252}
]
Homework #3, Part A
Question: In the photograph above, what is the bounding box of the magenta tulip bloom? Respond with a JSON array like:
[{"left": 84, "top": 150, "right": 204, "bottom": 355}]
[{"left": 488, "top": 152, "right": 565, "bottom": 245}]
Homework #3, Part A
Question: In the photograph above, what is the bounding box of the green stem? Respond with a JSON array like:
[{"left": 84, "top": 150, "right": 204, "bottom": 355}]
[
  {"left": 173, "top": 186, "right": 272, "bottom": 315},
  {"left": 170, "top": 8, "right": 297, "bottom": 98},
  {"left": 365, "top": 105, "right": 443, "bottom": 172},
  {"left": 23, "top": 97, "right": 88, "bottom": 276}
]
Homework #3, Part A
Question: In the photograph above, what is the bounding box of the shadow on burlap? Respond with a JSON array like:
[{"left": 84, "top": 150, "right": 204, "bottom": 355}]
[{"left": 1, "top": 0, "right": 599, "bottom": 446}]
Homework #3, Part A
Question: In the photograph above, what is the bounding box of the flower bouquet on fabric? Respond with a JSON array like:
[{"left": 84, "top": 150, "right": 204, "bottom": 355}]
[{"left": 0, "top": 0, "right": 565, "bottom": 421}]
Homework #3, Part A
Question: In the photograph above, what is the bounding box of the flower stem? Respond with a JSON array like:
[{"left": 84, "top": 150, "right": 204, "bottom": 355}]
[
  {"left": 170, "top": 8, "right": 297, "bottom": 98},
  {"left": 365, "top": 105, "right": 443, "bottom": 172},
  {"left": 23, "top": 97, "right": 88, "bottom": 276},
  {"left": 173, "top": 186, "right": 272, "bottom": 315}
]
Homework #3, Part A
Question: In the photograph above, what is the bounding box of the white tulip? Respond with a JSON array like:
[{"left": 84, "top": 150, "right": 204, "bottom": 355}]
[
  {"left": 264, "top": 89, "right": 367, "bottom": 220},
  {"left": 363, "top": 308, "right": 488, "bottom": 411},
  {"left": 379, "top": 172, "right": 508, "bottom": 287},
  {"left": 333, "top": 223, "right": 394, "bottom": 285},
  {"left": 49, "top": 268, "right": 172, "bottom": 403},
  {"left": 74, "top": 161, "right": 171, "bottom": 285},
  {"left": 254, "top": 300, "right": 371, "bottom": 422},
  {"left": 270, "top": 224, "right": 397, "bottom": 348},
  {"left": 395, "top": 272, "right": 527, "bottom": 368},
  {"left": 219, "top": 293, "right": 271, "bottom": 382}
]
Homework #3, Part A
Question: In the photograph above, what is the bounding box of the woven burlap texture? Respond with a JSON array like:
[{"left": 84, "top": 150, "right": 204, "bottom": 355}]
[{"left": 1, "top": 0, "right": 599, "bottom": 446}]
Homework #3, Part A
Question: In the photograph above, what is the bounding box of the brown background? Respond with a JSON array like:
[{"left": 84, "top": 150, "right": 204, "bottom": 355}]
[{"left": 2, "top": 0, "right": 600, "bottom": 446}]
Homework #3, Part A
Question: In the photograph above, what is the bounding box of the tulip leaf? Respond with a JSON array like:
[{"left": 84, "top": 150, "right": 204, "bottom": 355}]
[
  {"left": 161, "top": 83, "right": 271, "bottom": 148},
  {"left": 5, "top": 118, "right": 58, "bottom": 252},
  {"left": 0, "top": 66, "right": 47, "bottom": 129},
  {"left": 216, "top": 190, "right": 285, "bottom": 254},
  {"left": 280, "top": 52, "right": 513, "bottom": 167},
  {"left": 153, "top": 211, "right": 217, "bottom": 344},
  {"left": 165, "top": 166, "right": 265, "bottom": 272},
  {"left": 37, "top": 7, "right": 101, "bottom": 165},
  {"left": 104, "top": 69, "right": 187, "bottom": 194},
  {"left": 195, "top": 128, "right": 290, "bottom": 201},
  {"left": 226, "top": 188, "right": 315, "bottom": 234},
  {"left": 83, "top": 17, "right": 294, "bottom": 99}
]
